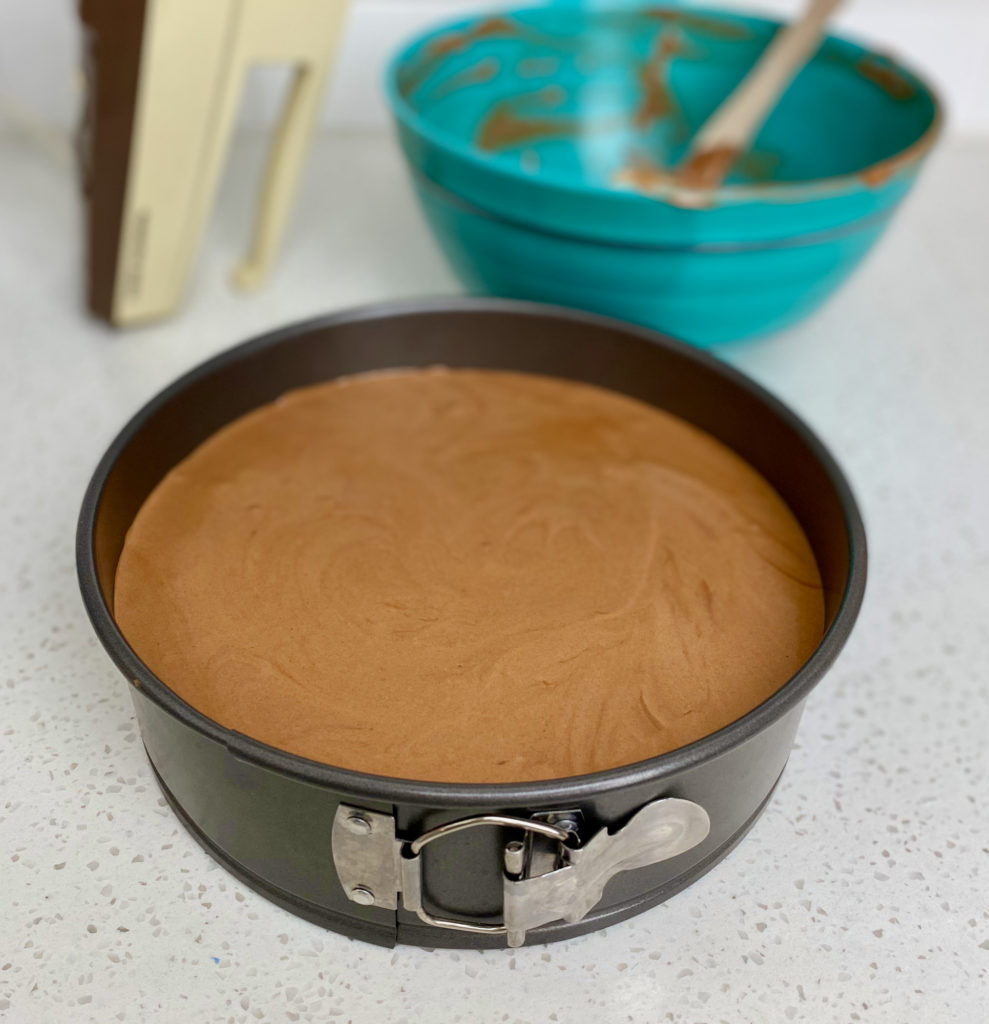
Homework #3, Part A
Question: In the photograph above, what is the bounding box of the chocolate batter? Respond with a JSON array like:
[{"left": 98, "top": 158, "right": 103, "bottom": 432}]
[{"left": 114, "top": 368, "right": 824, "bottom": 782}]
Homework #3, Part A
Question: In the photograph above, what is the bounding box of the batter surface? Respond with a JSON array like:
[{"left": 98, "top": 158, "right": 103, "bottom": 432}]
[{"left": 114, "top": 368, "right": 824, "bottom": 782}]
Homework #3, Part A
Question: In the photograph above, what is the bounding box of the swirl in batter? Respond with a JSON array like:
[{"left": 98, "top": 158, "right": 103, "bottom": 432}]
[{"left": 114, "top": 368, "right": 824, "bottom": 782}]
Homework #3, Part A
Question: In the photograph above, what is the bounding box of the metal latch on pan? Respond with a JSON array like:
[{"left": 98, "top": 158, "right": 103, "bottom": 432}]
[{"left": 331, "top": 798, "right": 710, "bottom": 947}]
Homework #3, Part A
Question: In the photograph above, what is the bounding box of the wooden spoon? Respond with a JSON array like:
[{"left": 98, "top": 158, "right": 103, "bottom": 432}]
[{"left": 678, "top": 0, "right": 845, "bottom": 190}]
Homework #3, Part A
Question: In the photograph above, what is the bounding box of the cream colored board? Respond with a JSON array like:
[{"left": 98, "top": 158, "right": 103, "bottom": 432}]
[{"left": 112, "top": 0, "right": 351, "bottom": 325}]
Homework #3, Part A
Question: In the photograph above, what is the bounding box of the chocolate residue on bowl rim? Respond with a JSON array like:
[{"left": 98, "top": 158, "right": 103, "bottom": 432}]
[
  {"left": 399, "top": 15, "right": 573, "bottom": 101},
  {"left": 476, "top": 86, "right": 575, "bottom": 152},
  {"left": 395, "top": 7, "right": 941, "bottom": 204},
  {"left": 477, "top": 102, "right": 579, "bottom": 152},
  {"left": 641, "top": 6, "right": 756, "bottom": 40},
  {"left": 399, "top": 17, "right": 523, "bottom": 99},
  {"left": 855, "top": 55, "right": 917, "bottom": 101},
  {"left": 431, "top": 58, "right": 501, "bottom": 101},
  {"left": 428, "top": 16, "right": 520, "bottom": 59},
  {"left": 518, "top": 56, "right": 562, "bottom": 79},
  {"left": 634, "top": 28, "right": 690, "bottom": 131}
]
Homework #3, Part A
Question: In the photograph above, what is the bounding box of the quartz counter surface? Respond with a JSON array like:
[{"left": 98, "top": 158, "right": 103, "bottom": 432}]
[{"left": 1, "top": 130, "right": 986, "bottom": 1023}]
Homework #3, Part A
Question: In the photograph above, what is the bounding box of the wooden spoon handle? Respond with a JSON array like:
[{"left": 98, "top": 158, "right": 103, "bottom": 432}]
[{"left": 680, "top": 0, "right": 845, "bottom": 188}]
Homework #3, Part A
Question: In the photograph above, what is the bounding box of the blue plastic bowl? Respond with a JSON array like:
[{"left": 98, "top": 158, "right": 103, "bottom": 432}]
[{"left": 386, "top": 5, "right": 941, "bottom": 345}]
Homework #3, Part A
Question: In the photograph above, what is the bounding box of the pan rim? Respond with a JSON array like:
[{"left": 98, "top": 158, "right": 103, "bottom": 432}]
[{"left": 76, "top": 297, "right": 867, "bottom": 807}]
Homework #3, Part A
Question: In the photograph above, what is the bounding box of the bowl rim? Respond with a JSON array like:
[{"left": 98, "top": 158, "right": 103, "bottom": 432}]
[
  {"left": 76, "top": 297, "right": 868, "bottom": 807},
  {"left": 385, "top": 3, "right": 943, "bottom": 207}
]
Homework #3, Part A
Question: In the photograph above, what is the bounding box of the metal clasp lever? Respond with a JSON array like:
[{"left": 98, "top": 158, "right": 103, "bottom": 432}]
[
  {"left": 331, "top": 799, "right": 710, "bottom": 947},
  {"left": 401, "top": 814, "right": 575, "bottom": 941}
]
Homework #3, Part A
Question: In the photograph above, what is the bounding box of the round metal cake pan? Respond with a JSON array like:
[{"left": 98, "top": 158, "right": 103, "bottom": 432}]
[{"left": 76, "top": 299, "right": 866, "bottom": 948}]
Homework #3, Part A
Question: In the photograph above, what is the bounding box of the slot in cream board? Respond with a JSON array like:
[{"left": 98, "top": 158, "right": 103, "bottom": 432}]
[{"left": 113, "top": 0, "right": 350, "bottom": 325}]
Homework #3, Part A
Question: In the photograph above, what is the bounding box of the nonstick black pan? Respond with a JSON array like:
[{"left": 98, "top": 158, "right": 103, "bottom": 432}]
[{"left": 77, "top": 300, "right": 866, "bottom": 948}]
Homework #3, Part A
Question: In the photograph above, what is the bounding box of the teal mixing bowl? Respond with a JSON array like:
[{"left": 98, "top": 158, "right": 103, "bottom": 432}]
[{"left": 386, "top": 4, "right": 941, "bottom": 345}]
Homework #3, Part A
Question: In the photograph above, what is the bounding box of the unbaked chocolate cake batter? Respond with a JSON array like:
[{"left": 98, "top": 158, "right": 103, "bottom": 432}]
[{"left": 114, "top": 368, "right": 824, "bottom": 782}]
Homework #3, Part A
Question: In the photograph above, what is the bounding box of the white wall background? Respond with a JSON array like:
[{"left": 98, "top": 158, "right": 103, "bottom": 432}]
[{"left": 0, "top": 0, "right": 986, "bottom": 143}]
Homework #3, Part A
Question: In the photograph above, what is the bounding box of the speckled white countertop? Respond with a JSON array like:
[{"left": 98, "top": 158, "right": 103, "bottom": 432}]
[{"left": 1, "top": 130, "right": 987, "bottom": 1024}]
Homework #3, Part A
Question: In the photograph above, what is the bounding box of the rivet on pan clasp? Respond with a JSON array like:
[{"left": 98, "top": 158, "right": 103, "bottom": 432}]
[
  {"left": 349, "top": 886, "right": 376, "bottom": 905},
  {"left": 345, "top": 812, "right": 373, "bottom": 836}
]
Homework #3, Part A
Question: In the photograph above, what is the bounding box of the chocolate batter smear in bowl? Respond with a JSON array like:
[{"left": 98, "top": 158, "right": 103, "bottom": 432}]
[{"left": 114, "top": 368, "right": 824, "bottom": 783}]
